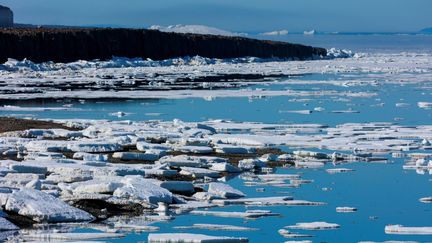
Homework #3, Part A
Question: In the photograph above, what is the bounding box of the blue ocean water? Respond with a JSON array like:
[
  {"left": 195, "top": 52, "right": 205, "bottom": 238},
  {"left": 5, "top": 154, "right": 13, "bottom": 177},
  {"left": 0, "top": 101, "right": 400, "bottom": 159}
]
[{"left": 2, "top": 34, "right": 432, "bottom": 242}]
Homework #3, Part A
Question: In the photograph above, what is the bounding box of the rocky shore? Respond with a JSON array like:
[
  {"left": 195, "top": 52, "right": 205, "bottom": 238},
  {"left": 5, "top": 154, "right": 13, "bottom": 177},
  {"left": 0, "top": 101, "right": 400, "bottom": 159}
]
[{"left": 0, "top": 28, "right": 326, "bottom": 63}]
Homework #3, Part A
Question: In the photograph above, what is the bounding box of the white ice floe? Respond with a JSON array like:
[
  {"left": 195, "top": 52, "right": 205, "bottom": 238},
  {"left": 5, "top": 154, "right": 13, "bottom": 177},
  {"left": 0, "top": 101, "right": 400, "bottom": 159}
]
[
  {"left": 326, "top": 168, "right": 355, "bottom": 174},
  {"left": 179, "top": 167, "right": 220, "bottom": 178},
  {"left": 112, "top": 152, "right": 160, "bottom": 161},
  {"left": 209, "top": 163, "right": 241, "bottom": 173},
  {"left": 285, "top": 222, "right": 340, "bottom": 230},
  {"left": 278, "top": 229, "right": 313, "bottom": 238},
  {"left": 5, "top": 188, "right": 95, "bottom": 223},
  {"left": 67, "top": 142, "right": 122, "bottom": 153},
  {"left": 0, "top": 105, "right": 82, "bottom": 112},
  {"left": 385, "top": 224, "right": 432, "bottom": 235},
  {"left": 113, "top": 177, "right": 173, "bottom": 204},
  {"left": 419, "top": 197, "right": 432, "bottom": 203},
  {"left": 418, "top": 102, "right": 432, "bottom": 109},
  {"left": 208, "top": 182, "right": 245, "bottom": 199},
  {"left": 148, "top": 233, "right": 248, "bottom": 243},
  {"left": 21, "top": 232, "right": 124, "bottom": 241},
  {"left": 336, "top": 207, "right": 357, "bottom": 213}
]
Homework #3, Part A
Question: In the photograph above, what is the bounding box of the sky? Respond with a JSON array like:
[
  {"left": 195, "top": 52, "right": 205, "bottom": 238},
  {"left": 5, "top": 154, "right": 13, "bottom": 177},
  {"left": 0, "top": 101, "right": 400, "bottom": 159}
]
[{"left": 0, "top": 0, "right": 430, "bottom": 33}]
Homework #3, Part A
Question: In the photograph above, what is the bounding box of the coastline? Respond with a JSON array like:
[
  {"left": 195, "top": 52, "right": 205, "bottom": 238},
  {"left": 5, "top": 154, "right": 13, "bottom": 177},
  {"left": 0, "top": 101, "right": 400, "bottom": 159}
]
[{"left": 0, "top": 28, "right": 326, "bottom": 63}]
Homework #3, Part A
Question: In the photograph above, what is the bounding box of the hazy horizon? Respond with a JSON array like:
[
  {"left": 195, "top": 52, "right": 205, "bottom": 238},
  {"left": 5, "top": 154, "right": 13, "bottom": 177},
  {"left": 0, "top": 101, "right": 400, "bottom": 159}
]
[{"left": 0, "top": 0, "right": 431, "bottom": 33}]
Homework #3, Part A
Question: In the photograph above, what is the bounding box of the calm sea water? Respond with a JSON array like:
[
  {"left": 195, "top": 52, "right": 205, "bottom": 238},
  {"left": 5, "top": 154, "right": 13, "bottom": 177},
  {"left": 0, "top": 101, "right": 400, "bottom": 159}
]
[{"left": 2, "top": 34, "right": 432, "bottom": 242}]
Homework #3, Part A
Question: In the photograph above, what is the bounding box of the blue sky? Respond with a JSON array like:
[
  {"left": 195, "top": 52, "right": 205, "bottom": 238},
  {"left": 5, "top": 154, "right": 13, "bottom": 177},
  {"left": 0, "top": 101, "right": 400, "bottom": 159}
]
[{"left": 0, "top": 0, "right": 430, "bottom": 32}]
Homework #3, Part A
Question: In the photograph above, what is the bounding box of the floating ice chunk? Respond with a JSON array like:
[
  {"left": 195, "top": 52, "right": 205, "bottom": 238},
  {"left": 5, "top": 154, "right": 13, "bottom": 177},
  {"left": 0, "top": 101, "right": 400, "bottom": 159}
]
[
  {"left": 21, "top": 232, "right": 124, "bottom": 240},
  {"left": 191, "top": 210, "right": 279, "bottom": 218},
  {"left": 0, "top": 105, "right": 81, "bottom": 112},
  {"left": 286, "top": 222, "right": 340, "bottom": 230},
  {"left": 419, "top": 197, "right": 432, "bottom": 203},
  {"left": 67, "top": 142, "right": 122, "bottom": 152},
  {"left": 278, "top": 229, "right": 313, "bottom": 238},
  {"left": 215, "top": 145, "right": 256, "bottom": 154},
  {"left": 385, "top": 224, "right": 432, "bottom": 235},
  {"left": 148, "top": 233, "right": 248, "bottom": 243},
  {"left": 5, "top": 188, "right": 95, "bottom": 223},
  {"left": 257, "top": 174, "right": 301, "bottom": 181},
  {"left": 113, "top": 152, "right": 159, "bottom": 161},
  {"left": 193, "top": 192, "right": 223, "bottom": 201},
  {"left": 170, "top": 201, "right": 217, "bottom": 212},
  {"left": 9, "top": 164, "right": 47, "bottom": 174},
  {"left": 110, "top": 111, "right": 131, "bottom": 117},
  {"left": 209, "top": 163, "right": 241, "bottom": 173},
  {"left": 336, "top": 207, "right": 357, "bottom": 213},
  {"left": 421, "top": 139, "right": 431, "bottom": 146},
  {"left": 136, "top": 141, "right": 171, "bottom": 151},
  {"left": 113, "top": 177, "right": 173, "bottom": 204},
  {"left": 418, "top": 102, "right": 432, "bottom": 109},
  {"left": 284, "top": 241, "right": 312, "bottom": 243},
  {"left": 208, "top": 182, "right": 245, "bottom": 199},
  {"left": 69, "top": 179, "right": 124, "bottom": 194},
  {"left": 238, "top": 159, "right": 266, "bottom": 171},
  {"left": 295, "top": 161, "right": 325, "bottom": 168},
  {"left": 174, "top": 223, "right": 258, "bottom": 231},
  {"left": 175, "top": 146, "right": 213, "bottom": 154},
  {"left": 396, "top": 103, "right": 410, "bottom": 108},
  {"left": 112, "top": 222, "right": 160, "bottom": 232},
  {"left": 331, "top": 109, "right": 360, "bottom": 114},
  {"left": 293, "top": 151, "right": 328, "bottom": 159},
  {"left": 415, "top": 158, "right": 426, "bottom": 166},
  {"left": 73, "top": 152, "right": 108, "bottom": 161},
  {"left": 0, "top": 217, "right": 18, "bottom": 231},
  {"left": 326, "top": 168, "right": 355, "bottom": 174},
  {"left": 25, "top": 140, "right": 70, "bottom": 152},
  {"left": 279, "top": 110, "right": 313, "bottom": 115},
  {"left": 180, "top": 167, "right": 220, "bottom": 178}
]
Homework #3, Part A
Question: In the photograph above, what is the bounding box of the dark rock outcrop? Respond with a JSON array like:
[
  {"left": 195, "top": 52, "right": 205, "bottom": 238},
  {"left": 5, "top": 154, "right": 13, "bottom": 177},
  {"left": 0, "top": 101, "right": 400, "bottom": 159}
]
[
  {"left": 0, "top": 5, "right": 13, "bottom": 27},
  {"left": 0, "top": 28, "right": 326, "bottom": 63}
]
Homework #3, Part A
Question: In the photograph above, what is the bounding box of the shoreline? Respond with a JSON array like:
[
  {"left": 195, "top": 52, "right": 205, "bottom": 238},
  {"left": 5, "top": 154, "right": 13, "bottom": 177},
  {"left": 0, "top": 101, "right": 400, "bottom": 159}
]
[
  {"left": 0, "top": 117, "right": 75, "bottom": 134},
  {"left": 0, "top": 27, "right": 326, "bottom": 63}
]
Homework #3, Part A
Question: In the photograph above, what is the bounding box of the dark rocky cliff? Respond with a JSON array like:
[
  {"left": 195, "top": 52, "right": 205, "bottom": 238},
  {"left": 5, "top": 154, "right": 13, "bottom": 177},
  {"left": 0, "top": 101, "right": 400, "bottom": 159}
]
[{"left": 0, "top": 28, "right": 327, "bottom": 63}]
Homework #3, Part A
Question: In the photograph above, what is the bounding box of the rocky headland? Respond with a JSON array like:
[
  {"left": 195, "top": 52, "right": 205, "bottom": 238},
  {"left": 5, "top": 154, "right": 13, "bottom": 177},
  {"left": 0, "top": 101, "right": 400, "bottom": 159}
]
[{"left": 0, "top": 28, "right": 326, "bottom": 63}]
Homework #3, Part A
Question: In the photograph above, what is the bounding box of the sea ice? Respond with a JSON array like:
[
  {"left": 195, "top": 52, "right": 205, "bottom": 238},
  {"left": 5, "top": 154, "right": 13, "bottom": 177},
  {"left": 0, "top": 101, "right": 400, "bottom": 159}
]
[{"left": 5, "top": 188, "right": 95, "bottom": 223}]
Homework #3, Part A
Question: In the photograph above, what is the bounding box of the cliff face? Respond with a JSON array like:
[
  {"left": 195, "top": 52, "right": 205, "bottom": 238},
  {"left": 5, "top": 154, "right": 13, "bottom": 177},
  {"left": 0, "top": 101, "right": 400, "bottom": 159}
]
[
  {"left": 0, "top": 5, "right": 13, "bottom": 27},
  {"left": 0, "top": 28, "right": 327, "bottom": 63}
]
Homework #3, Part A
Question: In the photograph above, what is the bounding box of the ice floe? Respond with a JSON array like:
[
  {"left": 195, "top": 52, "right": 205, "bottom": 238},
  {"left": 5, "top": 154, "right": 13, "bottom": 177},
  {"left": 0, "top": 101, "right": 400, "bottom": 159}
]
[
  {"left": 148, "top": 233, "right": 248, "bottom": 243},
  {"left": 285, "top": 222, "right": 340, "bottom": 230},
  {"left": 385, "top": 224, "right": 432, "bottom": 235}
]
